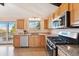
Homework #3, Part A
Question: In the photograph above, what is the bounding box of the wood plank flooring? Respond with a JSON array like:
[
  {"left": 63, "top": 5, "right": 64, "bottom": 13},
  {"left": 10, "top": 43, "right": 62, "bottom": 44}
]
[{"left": 0, "top": 45, "right": 48, "bottom": 56}]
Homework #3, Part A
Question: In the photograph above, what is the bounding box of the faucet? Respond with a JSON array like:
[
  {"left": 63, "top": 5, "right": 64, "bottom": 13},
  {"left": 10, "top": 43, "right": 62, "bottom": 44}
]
[{"left": 24, "top": 30, "right": 28, "bottom": 34}]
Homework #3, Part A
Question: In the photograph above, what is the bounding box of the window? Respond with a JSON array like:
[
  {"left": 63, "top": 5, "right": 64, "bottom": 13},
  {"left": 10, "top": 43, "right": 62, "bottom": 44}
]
[{"left": 28, "top": 21, "right": 40, "bottom": 30}]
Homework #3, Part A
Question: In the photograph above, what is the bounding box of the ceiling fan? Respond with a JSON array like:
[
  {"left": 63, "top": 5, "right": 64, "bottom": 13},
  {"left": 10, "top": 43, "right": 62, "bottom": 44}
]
[{"left": 0, "top": 3, "right": 5, "bottom": 6}]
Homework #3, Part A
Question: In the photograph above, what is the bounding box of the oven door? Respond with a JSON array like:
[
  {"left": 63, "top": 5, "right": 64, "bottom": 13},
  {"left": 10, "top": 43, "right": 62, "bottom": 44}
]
[
  {"left": 47, "top": 43, "right": 53, "bottom": 56},
  {"left": 46, "top": 43, "right": 58, "bottom": 56}
]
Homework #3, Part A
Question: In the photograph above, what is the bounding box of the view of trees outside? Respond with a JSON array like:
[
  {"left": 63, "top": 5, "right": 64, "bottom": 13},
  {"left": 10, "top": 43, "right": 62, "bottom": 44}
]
[
  {"left": 0, "top": 22, "right": 7, "bottom": 42},
  {"left": 8, "top": 22, "right": 16, "bottom": 41},
  {"left": 0, "top": 22, "right": 16, "bottom": 43},
  {"left": 29, "top": 21, "right": 40, "bottom": 30}
]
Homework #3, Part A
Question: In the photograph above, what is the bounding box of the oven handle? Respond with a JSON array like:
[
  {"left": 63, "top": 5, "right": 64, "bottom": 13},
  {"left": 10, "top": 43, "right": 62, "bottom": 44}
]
[{"left": 47, "top": 43, "right": 53, "bottom": 50}]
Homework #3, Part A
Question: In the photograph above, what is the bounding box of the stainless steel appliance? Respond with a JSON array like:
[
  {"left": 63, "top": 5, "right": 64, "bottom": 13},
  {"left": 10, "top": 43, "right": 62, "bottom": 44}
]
[
  {"left": 51, "top": 11, "right": 70, "bottom": 28},
  {"left": 46, "top": 37, "right": 58, "bottom": 56},
  {"left": 20, "top": 35, "right": 28, "bottom": 47},
  {"left": 46, "top": 33, "right": 79, "bottom": 56}
]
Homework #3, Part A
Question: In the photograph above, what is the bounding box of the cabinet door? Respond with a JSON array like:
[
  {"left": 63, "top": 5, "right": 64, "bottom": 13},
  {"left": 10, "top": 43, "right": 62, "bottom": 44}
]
[
  {"left": 69, "top": 4, "right": 79, "bottom": 25},
  {"left": 59, "top": 3, "right": 69, "bottom": 16},
  {"left": 13, "top": 35, "right": 20, "bottom": 48},
  {"left": 69, "top": 4, "right": 74, "bottom": 25},
  {"left": 38, "top": 35, "right": 45, "bottom": 47},
  {"left": 17, "top": 19, "right": 24, "bottom": 29},
  {"left": 29, "top": 35, "right": 45, "bottom": 48},
  {"left": 29, "top": 35, "right": 36, "bottom": 47},
  {"left": 34, "top": 35, "right": 39, "bottom": 47},
  {"left": 72, "top": 3, "right": 79, "bottom": 23},
  {"left": 73, "top": 4, "right": 79, "bottom": 21},
  {"left": 44, "top": 20, "right": 48, "bottom": 29},
  {"left": 20, "top": 35, "right": 28, "bottom": 47},
  {"left": 54, "top": 8, "right": 60, "bottom": 18}
]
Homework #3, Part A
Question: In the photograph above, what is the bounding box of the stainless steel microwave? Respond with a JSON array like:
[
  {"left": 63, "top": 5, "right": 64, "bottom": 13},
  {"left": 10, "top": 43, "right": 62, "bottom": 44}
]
[{"left": 50, "top": 11, "right": 70, "bottom": 29}]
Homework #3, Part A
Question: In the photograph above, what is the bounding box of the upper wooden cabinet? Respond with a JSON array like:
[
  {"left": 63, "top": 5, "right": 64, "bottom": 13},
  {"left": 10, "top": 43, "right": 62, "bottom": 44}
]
[
  {"left": 17, "top": 19, "right": 24, "bottom": 29},
  {"left": 53, "top": 3, "right": 69, "bottom": 19},
  {"left": 59, "top": 3, "right": 69, "bottom": 15},
  {"left": 69, "top": 3, "right": 79, "bottom": 25},
  {"left": 44, "top": 19, "right": 49, "bottom": 29},
  {"left": 54, "top": 8, "right": 60, "bottom": 18}
]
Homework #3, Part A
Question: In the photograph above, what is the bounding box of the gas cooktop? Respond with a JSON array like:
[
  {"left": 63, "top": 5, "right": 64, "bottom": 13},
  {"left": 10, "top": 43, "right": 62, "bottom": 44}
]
[{"left": 47, "top": 36, "right": 78, "bottom": 45}]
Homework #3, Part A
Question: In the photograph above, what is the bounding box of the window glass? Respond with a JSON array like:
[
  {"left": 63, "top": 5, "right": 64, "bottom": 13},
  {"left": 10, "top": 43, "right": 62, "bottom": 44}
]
[{"left": 29, "top": 21, "right": 40, "bottom": 30}]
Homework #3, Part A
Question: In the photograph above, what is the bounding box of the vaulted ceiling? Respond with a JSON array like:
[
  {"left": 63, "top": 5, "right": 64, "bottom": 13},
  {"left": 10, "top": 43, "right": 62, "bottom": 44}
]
[{"left": 0, "top": 3, "right": 58, "bottom": 20}]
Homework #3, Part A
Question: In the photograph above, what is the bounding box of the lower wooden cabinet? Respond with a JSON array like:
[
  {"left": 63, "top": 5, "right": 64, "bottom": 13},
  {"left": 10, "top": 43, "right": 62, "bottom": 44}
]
[
  {"left": 13, "top": 35, "right": 45, "bottom": 48},
  {"left": 13, "top": 35, "right": 20, "bottom": 48},
  {"left": 38, "top": 35, "right": 45, "bottom": 47},
  {"left": 29, "top": 35, "right": 45, "bottom": 48},
  {"left": 13, "top": 35, "right": 28, "bottom": 48},
  {"left": 28, "top": 35, "right": 37, "bottom": 47}
]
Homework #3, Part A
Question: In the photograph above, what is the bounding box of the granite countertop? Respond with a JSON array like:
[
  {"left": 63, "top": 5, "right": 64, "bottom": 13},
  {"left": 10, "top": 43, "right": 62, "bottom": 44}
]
[
  {"left": 14, "top": 33, "right": 49, "bottom": 36},
  {"left": 57, "top": 45, "right": 79, "bottom": 56},
  {"left": 14, "top": 33, "right": 31, "bottom": 35}
]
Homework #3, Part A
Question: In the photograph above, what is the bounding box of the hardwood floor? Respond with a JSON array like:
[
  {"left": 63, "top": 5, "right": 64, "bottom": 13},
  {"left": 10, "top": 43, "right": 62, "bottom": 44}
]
[{"left": 0, "top": 45, "right": 48, "bottom": 56}]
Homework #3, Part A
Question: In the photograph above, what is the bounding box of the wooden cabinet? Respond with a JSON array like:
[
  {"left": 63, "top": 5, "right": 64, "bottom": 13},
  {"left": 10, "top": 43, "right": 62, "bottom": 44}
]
[
  {"left": 29, "top": 35, "right": 45, "bottom": 48},
  {"left": 29, "top": 35, "right": 38, "bottom": 47},
  {"left": 59, "top": 3, "right": 69, "bottom": 16},
  {"left": 48, "top": 3, "right": 79, "bottom": 26},
  {"left": 13, "top": 35, "right": 20, "bottom": 48},
  {"left": 38, "top": 35, "right": 45, "bottom": 47},
  {"left": 13, "top": 35, "right": 28, "bottom": 48},
  {"left": 53, "top": 3, "right": 69, "bottom": 19},
  {"left": 14, "top": 35, "right": 45, "bottom": 48},
  {"left": 54, "top": 8, "right": 60, "bottom": 18},
  {"left": 44, "top": 20, "right": 49, "bottom": 29},
  {"left": 69, "top": 3, "right": 79, "bottom": 25},
  {"left": 17, "top": 19, "right": 24, "bottom": 29}
]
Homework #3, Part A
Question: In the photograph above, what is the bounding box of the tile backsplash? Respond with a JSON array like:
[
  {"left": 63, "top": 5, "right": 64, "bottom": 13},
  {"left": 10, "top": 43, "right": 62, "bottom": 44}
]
[{"left": 51, "top": 28, "right": 79, "bottom": 39}]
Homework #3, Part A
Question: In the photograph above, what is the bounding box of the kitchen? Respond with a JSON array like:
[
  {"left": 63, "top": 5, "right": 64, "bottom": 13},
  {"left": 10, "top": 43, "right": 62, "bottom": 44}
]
[{"left": 0, "top": 3, "right": 79, "bottom": 56}]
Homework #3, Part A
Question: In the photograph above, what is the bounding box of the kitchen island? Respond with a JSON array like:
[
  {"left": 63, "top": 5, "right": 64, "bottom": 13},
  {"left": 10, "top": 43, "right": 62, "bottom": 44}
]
[{"left": 13, "top": 33, "right": 46, "bottom": 48}]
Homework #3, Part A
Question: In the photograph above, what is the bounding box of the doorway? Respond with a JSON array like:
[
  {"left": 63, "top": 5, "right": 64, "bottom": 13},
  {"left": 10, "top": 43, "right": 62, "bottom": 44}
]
[{"left": 0, "top": 21, "right": 16, "bottom": 44}]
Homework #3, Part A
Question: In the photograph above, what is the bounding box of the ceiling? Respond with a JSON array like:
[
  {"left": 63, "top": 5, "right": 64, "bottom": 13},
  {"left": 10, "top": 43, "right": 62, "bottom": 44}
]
[{"left": 0, "top": 3, "right": 58, "bottom": 20}]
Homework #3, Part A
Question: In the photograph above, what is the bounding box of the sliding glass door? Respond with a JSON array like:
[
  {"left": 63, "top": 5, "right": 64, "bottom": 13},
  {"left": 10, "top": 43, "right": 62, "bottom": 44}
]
[
  {"left": 8, "top": 22, "right": 16, "bottom": 43},
  {"left": 0, "top": 21, "right": 16, "bottom": 44},
  {"left": 0, "top": 22, "right": 7, "bottom": 44}
]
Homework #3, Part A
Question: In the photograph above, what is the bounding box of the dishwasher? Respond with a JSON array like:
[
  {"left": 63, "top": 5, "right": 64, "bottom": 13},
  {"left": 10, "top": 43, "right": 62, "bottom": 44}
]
[{"left": 20, "top": 35, "right": 28, "bottom": 47}]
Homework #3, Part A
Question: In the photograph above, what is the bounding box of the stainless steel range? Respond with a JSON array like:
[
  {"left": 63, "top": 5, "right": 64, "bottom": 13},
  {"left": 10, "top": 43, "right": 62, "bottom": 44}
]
[{"left": 46, "top": 32, "right": 79, "bottom": 56}]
